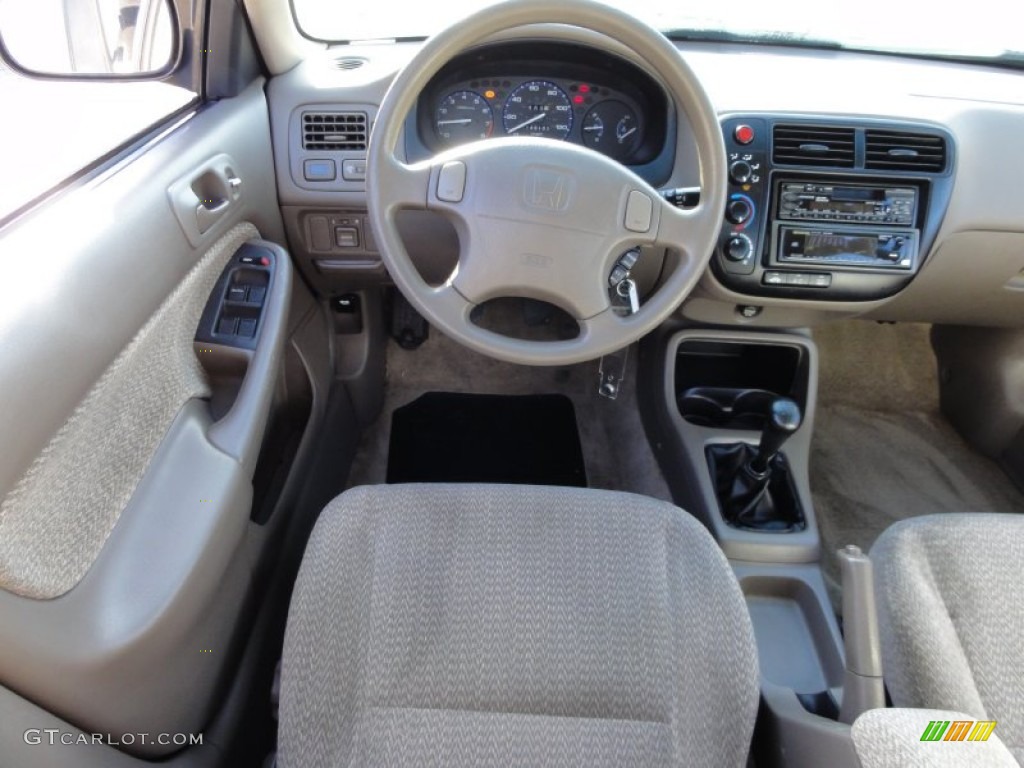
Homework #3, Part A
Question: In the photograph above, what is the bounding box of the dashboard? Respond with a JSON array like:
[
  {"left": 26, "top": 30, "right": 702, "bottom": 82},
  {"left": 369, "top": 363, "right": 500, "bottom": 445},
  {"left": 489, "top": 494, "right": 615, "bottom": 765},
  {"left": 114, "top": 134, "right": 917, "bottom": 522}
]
[{"left": 269, "top": 32, "right": 1024, "bottom": 328}]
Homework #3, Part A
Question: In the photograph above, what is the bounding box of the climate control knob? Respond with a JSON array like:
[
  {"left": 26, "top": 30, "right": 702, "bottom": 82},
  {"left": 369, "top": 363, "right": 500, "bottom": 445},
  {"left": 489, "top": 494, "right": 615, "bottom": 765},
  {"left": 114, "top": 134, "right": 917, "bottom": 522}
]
[
  {"left": 724, "top": 234, "right": 753, "bottom": 262},
  {"left": 726, "top": 198, "right": 753, "bottom": 225},
  {"left": 729, "top": 160, "right": 753, "bottom": 185}
]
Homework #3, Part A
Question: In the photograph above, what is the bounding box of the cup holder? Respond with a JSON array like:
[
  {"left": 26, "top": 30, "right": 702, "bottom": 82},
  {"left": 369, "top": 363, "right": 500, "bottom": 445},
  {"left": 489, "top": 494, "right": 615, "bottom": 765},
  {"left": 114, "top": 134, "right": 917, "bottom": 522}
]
[{"left": 678, "top": 387, "right": 782, "bottom": 429}]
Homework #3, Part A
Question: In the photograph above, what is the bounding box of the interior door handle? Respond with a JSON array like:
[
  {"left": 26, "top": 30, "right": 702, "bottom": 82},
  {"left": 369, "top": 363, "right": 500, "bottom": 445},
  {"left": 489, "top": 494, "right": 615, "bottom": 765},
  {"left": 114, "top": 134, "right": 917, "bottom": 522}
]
[
  {"left": 167, "top": 154, "right": 243, "bottom": 246},
  {"left": 196, "top": 198, "right": 230, "bottom": 234}
]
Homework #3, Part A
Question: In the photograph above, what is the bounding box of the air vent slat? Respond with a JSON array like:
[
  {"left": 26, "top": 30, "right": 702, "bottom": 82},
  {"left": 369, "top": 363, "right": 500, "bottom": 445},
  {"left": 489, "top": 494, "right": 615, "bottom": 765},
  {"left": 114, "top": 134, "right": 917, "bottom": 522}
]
[
  {"left": 302, "top": 111, "right": 368, "bottom": 151},
  {"left": 331, "top": 56, "right": 367, "bottom": 71},
  {"left": 773, "top": 124, "right": 855, "bottom": 168},
  {"left": 865, "top": 129, "right": 946, "bottom": 172}
]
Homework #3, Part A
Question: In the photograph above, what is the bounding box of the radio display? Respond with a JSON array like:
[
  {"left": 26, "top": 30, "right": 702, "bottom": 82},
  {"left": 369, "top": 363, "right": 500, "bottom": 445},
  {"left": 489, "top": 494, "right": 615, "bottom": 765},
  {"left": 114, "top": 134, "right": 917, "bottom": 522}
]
[
  {"left": 778, "top": 227, "right": 915, "bottom": 268},
  {"left": 806, "top": 188, "right": 883, "bottom": 213}
]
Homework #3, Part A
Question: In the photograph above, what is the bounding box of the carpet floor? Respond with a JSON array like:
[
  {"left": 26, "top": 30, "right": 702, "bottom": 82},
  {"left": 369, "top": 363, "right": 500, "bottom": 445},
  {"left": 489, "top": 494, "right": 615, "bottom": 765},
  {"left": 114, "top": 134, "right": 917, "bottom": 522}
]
[
  {"left": 810, "top": 321, "right": 1023, "bottom": 589},
  {"left": 345, "top": 325, "right": 672, "bottom": 501}
]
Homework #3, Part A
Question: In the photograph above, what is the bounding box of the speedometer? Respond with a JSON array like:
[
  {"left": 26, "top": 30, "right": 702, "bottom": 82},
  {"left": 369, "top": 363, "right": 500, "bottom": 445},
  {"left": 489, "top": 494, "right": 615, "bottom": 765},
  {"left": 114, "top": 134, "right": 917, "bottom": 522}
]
[{"left": 502, "top": 81, "right": 573, "bottom": 139}]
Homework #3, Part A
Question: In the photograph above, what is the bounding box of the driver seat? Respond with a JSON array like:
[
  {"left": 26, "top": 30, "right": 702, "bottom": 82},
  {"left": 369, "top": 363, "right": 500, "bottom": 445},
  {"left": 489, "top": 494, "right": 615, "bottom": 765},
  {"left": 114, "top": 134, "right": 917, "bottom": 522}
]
[{"left": 278, "top": 484, "right": 758, "bottom": 767}]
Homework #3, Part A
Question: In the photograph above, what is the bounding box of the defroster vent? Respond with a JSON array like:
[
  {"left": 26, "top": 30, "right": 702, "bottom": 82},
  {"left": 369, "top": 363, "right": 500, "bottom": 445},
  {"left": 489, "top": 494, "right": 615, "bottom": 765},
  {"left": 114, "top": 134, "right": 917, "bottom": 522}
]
[
  {"left": 302, "top": 112, "right": 368, "bottom": 151},
  {"left": 773, "top": 124, "right": 855, "bottom": 168},
  {"left": 865, "top": 130, "right": 947, "bottom": 173}
]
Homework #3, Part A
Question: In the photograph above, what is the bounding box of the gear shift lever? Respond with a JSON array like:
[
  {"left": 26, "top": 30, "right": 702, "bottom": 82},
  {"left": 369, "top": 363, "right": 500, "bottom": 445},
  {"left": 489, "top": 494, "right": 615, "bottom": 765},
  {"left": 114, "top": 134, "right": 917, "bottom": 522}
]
[
  {"left": 748, "top": 398, "right": 802, "bottom": 475},
  {"left": 706, "top": 395, "right": 807, "bottom": 532}
]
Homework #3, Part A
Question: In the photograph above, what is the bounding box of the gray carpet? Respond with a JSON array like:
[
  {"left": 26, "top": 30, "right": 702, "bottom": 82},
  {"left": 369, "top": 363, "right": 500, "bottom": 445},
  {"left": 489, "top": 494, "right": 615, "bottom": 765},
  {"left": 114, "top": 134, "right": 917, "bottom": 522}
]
[
  {"left": 345, "top": 325, "right": 672, "bottom": 502},
  {"left": 811, "top": 321, "right": 1023, "bottom": 589}
]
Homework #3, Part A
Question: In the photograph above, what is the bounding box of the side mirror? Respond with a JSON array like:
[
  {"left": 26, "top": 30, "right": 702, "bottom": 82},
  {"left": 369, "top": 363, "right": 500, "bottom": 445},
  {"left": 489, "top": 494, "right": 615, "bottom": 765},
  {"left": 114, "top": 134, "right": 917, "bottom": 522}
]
[{"left": 0, "top": 0, "right": 178, "bottom": 78}]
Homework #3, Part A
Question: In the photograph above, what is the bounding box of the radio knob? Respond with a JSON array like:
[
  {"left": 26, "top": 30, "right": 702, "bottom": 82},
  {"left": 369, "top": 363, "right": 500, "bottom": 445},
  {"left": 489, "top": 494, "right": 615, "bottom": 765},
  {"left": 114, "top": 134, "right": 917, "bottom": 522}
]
[
  {"left": 724, "top": 234, "right": 753, "bottom": 262},
  {"left": 729, "top": 160, "right": 753, "bottom": 184},
  {"left": 726, "top": 198, "right": 752, "bottom": 225}
]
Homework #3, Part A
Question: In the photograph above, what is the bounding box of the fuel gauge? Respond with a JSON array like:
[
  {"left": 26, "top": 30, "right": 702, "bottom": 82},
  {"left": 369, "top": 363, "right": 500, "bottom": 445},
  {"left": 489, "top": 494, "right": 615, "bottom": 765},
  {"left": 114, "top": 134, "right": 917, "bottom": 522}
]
[{"left": 581, "top": 100, "right": 641, "bottom": 161}]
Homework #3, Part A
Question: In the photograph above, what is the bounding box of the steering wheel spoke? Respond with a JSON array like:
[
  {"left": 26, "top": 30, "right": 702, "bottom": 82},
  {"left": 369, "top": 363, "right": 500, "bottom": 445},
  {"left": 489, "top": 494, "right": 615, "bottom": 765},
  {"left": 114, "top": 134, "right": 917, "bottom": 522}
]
[{"left": 374, "top": 155, "right": 434, "bottom": 213}]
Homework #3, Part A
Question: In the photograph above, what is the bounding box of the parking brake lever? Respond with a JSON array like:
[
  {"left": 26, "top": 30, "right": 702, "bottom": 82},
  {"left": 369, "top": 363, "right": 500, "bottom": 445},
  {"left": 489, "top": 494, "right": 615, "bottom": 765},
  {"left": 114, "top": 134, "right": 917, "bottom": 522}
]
[{"left": 837, "top": 544, "right": 886, "bottom": 724}]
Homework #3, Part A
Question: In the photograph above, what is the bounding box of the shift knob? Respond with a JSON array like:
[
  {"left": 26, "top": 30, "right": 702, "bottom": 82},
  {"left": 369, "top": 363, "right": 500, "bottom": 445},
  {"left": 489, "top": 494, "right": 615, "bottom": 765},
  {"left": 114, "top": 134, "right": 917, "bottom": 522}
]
[{"left": 748, "top": 398, "right": 802, "bottom": 475}]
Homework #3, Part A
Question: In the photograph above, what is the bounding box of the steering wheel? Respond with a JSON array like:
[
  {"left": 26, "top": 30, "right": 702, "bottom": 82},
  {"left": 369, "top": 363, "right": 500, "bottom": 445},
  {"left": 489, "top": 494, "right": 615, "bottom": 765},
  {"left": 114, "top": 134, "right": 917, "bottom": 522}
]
[{"left": 367, "top": 0, "right": 726, "bottom": 365}]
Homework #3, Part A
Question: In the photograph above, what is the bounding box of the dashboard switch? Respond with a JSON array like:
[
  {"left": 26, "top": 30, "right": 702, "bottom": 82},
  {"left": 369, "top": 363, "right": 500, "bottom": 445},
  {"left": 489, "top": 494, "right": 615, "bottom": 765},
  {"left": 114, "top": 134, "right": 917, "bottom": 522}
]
[
  {"left": 437, "top": 161, "right": 467, "bottom": 202},
  {"left": 727, "top": 198, "right": 753, "bottom": 225},
  {"left": 335, "top": 227, "right": 359, "bottom": 248},
  {"left": 342, "top": 158, "right": 367, "bottom": 181},
  {"left": 624, "top": 190, "right": 653, "bottom": 232},
  {"left": 303, "top": 159, "right": 336, "bottom": 182},
  {"left": 734, "top": 124, "right": 755, "bottom": 145},
  {"left": 725, "top": 234, "right": 753, "bottom": 262},
  {"left": 729, "top": 160, "right": 753, "bottom": 184}
]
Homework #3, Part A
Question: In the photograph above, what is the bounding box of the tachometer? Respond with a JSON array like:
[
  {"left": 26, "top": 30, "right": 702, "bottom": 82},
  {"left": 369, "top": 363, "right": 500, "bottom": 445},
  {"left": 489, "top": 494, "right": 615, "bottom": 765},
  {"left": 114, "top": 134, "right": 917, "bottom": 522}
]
[
  {"left": 435, "top": 90, "right": 493, "bottom": 146},
  {"left": 502, "top": 80, "right": 573, "bottom": 139},
  {"left": 581, "top": 100, "right": 640, "bottom": 161}
]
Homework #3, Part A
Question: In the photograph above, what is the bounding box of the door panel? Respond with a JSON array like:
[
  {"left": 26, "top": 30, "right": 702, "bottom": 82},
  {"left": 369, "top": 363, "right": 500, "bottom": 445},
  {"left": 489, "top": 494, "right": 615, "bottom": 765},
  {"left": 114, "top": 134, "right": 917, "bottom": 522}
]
[{"left": 0, "top": 80, "right": 289, "bottom": 755}]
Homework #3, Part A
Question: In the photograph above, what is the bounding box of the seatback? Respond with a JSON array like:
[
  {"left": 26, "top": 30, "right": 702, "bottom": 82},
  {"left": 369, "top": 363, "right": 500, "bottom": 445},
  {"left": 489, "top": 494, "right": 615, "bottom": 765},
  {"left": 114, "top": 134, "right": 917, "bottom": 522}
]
[
  {"left": 871, "top": 513, "right": 1024, "bottom": 763},
  {"left": 280, "top": 484, "right": 759, "bottom": 767}
]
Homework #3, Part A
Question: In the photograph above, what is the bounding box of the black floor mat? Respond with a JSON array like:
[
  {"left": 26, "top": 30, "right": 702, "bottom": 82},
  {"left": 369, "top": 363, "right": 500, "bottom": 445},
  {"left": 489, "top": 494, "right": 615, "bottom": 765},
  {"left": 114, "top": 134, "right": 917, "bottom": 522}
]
[{"left": 386, "top": 392, "right": 587, "bottom": 487}]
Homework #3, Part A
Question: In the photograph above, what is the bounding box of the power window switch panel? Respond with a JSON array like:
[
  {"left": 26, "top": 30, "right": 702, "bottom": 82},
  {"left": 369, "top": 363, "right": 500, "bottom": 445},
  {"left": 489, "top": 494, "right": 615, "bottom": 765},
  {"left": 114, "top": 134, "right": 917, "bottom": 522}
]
[
  {"left": 238, "top": 318, "right": 258, "bottom": 338},
  {"left": 303, "top": 159, "right": 336, "bottom": 181},
  {"left": 217, "top": 317, "right": 238, "bottom": 335}
]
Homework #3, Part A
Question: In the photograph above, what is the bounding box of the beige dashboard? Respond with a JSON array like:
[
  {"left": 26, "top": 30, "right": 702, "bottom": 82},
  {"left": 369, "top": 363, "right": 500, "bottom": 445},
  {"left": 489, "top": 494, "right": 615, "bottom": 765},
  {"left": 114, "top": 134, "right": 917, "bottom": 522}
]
[{"left": 265, "top": 28, "right": 1024, "bottom": 329}]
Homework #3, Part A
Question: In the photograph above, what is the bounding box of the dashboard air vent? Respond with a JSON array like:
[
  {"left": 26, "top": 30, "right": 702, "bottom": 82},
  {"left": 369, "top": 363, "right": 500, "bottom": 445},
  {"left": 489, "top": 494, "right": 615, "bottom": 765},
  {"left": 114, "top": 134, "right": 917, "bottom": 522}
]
[
  {"left": 331, "top": 56, "right": 367, "bottom": 71},
  {"left": 865, "top": 130, "right": 947, "bottom": 172},
  {"left": 773, "top": 124, "right": 855, "bottom": 168},
  {"left": 302, "top": 112, "right": 368, "bottom": 150}
]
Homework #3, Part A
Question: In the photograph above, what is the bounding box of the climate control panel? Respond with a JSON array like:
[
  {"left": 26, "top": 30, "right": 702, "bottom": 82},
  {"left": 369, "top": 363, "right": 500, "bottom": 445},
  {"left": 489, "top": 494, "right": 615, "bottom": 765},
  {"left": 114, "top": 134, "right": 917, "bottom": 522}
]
[{"left": 716, "top": 118, "right": 770, "bottom": 278}]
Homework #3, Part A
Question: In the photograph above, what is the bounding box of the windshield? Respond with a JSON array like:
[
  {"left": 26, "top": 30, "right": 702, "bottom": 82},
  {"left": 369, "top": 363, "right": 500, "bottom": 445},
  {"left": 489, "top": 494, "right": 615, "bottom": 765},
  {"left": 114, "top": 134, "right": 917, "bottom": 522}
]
[{"left": 293, "top": 0, "right": 1024, "bottom": 64}]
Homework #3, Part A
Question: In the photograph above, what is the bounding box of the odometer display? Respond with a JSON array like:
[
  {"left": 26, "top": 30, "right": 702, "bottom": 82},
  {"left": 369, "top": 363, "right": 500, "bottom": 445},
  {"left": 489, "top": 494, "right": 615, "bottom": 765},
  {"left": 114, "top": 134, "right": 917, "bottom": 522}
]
[{"left": 502, "top": 80, "right": 573, "bottom": 139}]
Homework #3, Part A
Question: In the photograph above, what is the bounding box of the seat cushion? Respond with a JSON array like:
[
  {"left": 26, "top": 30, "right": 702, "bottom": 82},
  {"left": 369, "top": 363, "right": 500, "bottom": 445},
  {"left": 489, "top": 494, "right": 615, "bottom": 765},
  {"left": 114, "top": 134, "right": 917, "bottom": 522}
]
[
  {"left": 279, "top": 484, "right": 758, "bottom": 768},
  {"left": 871, "top": 514, "right": 1024, "bottom": 763}
]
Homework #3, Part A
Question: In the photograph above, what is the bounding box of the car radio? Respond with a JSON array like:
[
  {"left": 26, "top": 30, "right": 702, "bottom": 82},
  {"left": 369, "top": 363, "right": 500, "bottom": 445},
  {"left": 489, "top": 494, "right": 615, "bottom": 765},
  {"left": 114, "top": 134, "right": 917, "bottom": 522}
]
[
  {"left": 777, "top": 182, "right": 917, "bottom": 225},
  {"left": 775, "top": 227, "right": 917, "bottom": 269},
  {"left": 769, "top": 181, "right": 921, "bottom": 271}
]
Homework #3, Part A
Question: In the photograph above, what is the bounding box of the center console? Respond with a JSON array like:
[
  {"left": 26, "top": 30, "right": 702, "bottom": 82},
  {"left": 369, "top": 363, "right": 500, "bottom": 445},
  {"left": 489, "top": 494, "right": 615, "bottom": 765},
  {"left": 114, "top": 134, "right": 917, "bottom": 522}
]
[
  {"left": 639, "top": 326, "right": 868, "bottom": 768},
  {"left": 713, "top": 115, "right": 954, "bottom": 301}
]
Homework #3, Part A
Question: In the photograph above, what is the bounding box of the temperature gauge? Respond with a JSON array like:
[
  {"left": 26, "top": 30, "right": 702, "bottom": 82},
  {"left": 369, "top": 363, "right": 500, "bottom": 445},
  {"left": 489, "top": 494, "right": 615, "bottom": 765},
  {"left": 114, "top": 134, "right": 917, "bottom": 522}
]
[{"left": 581, "top": 100, "right": 641, "bottom": 161}]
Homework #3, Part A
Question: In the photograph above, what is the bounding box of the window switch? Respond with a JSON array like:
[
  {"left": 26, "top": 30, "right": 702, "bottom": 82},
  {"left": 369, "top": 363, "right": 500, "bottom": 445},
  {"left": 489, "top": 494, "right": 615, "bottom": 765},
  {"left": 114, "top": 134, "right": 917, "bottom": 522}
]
[
  {"left": 238, "top": 318, "right": 258, "bottom": 338},
  {"left": 247, "top": 286, "right": 266, "bottom": 305},
  {"left": 227, "top": 286, "right": 247, "bottom": 302},
  {"left": 217, "top": 316, "right": 238, "bottom": 335}
]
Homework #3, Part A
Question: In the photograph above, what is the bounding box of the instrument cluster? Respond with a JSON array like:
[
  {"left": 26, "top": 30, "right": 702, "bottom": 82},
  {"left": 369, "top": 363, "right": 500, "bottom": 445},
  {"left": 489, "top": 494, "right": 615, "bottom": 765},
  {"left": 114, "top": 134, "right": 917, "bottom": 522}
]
[{"left": 429, "top": 74, "right": 649, "bottom": 163}]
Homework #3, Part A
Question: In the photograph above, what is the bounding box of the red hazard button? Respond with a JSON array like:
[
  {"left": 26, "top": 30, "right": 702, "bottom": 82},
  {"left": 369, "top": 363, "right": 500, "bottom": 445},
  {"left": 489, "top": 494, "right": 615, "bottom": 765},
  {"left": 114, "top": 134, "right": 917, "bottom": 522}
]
[{"left": 734, "top": 124, "right": 755, "bottom": 145}]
